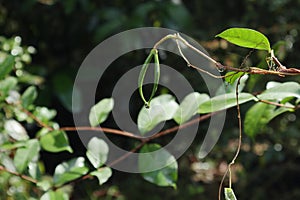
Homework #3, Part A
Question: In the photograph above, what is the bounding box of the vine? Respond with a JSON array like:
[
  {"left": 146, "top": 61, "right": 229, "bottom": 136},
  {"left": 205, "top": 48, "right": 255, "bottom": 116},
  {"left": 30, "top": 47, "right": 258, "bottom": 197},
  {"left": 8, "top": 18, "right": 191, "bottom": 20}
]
[{"left": 1, "top": 28, "right": 300, "bottom": 199}]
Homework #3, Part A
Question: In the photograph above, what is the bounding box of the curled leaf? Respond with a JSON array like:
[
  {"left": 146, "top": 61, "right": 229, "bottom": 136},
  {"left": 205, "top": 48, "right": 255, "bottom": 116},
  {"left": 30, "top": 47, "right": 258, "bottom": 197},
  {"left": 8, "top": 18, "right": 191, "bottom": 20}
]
[{"left": 138, "top": 49, "right": 160, "bottom": 108}]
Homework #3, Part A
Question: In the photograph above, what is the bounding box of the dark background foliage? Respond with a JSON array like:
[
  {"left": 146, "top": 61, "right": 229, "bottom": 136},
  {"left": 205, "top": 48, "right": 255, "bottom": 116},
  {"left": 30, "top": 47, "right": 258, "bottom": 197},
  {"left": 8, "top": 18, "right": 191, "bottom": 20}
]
[{"left": 1, "top": 0, "right": 300, "bottom": 199}]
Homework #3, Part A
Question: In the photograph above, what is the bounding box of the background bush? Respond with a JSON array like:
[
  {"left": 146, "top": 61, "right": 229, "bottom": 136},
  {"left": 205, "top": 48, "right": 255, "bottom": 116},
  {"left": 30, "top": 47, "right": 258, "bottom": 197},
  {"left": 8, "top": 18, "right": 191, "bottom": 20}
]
[{"left": 0, "top": 0, "right": 300, "bottom": 199}]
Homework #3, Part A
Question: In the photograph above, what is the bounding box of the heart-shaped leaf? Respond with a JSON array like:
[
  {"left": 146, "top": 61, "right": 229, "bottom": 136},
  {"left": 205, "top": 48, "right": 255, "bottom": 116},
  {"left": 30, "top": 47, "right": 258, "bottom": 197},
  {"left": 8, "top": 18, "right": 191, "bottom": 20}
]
[
  {"left": 40, "top": 130, "right": 73, "bottom": 153},
  {"left": 53, "top": 157, "right": 89, "bottom": 186},
  {"left": 138, "top": 143, "right": 178, "bottom": 188},
  {"left": 86, "top": 137, "right": 109, "bottom": 168},
  {"left": 89, "top": 98, "right": 114, "bottom": 127},
  {"left": 137, "top": 94, "right": 179, "bottom": 134},
  {"left": 90, "top": 167, "right": 112, "bottom": 185}
]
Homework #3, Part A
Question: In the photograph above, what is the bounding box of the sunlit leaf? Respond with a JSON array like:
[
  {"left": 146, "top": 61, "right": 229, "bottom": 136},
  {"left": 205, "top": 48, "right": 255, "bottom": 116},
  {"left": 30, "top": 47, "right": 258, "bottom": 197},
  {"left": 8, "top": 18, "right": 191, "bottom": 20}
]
[
  {"left": 40, "top": 130, "right": 73, "bottom": 153},
  {"left": 199, "top": 93, "right": 256, "bottom": 113},
  {"left": 90, "top": 167, "right": 112, "bottom": 185},
  {"left": 89, "top": 98, "right": 114, "bottom": 127},
  {"left": 86, "top": 137, "right": 109, "bottom": 168},
  {"left": 216, "top": 28, "right": 271, "bottom": 52},
  {"left": 173, "top": 92, "right": 209, "bottom": 124},
  {"left": 138, "top": 143, "right": 178, "bottom": 188},
  {"left": 14, "top": 139, "right": 40, "bottom": 173},
  {"left": 138, "top": 94, "right": 179, "bottom": 134},
  {"left": 28, "top": 161, "right": 41, "bottom": 180},
  {"left": 33, "top": 107, "right": 57, "bottom": 123},
  {"left": 40, "top": 190, "right": 68, "bottom": 200},
  {"left": 0, "top": 154, "right": 17, "bottom": 172},
  {"left": 37, "top": 179, "right": 52, "bottom": 191},
  {"left": 4, "top": 119, "right": 28, "bottom": 141},
  {"left": 257, "top": 81, "right": 300, "bottom": 100},
  {"left": 53, "top": 157, "right": 89, "bottom": 186}
]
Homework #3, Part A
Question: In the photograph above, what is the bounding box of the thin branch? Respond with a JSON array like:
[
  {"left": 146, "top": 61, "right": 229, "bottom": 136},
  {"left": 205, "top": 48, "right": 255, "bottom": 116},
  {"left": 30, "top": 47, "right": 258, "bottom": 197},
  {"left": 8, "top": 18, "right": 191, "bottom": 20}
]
[
  {"left": 54, "top": 113, "right": 215, "bottom": 190},
  {"left": 0, "top": 165, "right": 38, "bottom": 184},
  {"left": 60, "top": 126, "right": 143, "bottom": 140},
  {"left": 258, "top": 99, "right": 296, "bottom": 109},
  {"left": 21, "top": 108, "right": 53, "bottom": 131},
  {"left": 153, "top": 33, "right": 300, "bottom": 77},
  {"left": 147, "top": 112, "right": 215, "bottom": 141},
  {"left": 108, "top": 141, "right": 146, "bottom": 167},
  {"left": 188, "top": 63, "right": 226, "bottom": 79}
]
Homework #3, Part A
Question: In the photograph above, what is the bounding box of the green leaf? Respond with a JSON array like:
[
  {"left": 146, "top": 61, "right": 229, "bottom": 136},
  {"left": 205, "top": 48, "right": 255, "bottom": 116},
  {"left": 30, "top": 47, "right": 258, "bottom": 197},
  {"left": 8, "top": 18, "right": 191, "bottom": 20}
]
[
  {"left": 0, "top": 55, "right": 14, "bottom": 79},
  {"left": 257, "top": 81, "right": 300, "bottom": 100},
  {"left": 53, "top": 157, "right": 89, "bottom": 186},
  {"left": 89, "top": 98, "right": 114, "bottom": 127},
  {"left": 37, "top": 179, "right": 52, "bottom": 191},
  {"left": 86, "top": 137, "right": 109, "bottom": 168},
  {"left": 137, "top": 94, "right": 179, "bottom": 134},
  {"left": 216, "top": 74, "right": 248, "bottom": 95},
  {"left": 224, "top": 188, "right": 237, "bottom": 200},
  {"left": 225, "top": 72, "right": 246, "bottom": 84},
  {"left": 90, "top": 167, "right": 112, "bottom": 185},
  {"left": 216, "top": 28, "right": 271, "bottom": 52},
  {"left": 138, "top": 143, "right": 178, "bottom": 188},
  {"left": 28, "top": 161, "right": 41, "bottom": 179},
  {"left": 4, "top": 119, "right": 29, "bottom": 141},
  {"left": 14, "top": 139, "right": 40, "bottom": 173},
  {"left": 21, "top": 86, "right": 37, "bottom": 108},
  {"left": 0, "top": 77, "right": 17, "bottom": 100},
  {"left": 40, "top": 130, "right": 73, "bottom": 153},
  {"left": 0, "top": 154, "right": 17, "bottom": 172},
  {"left": 0, "top": 141, "right": 26, "bottom": 151},
  {"left": 173, "top": 92, "right": 209, "bottom": 124},
  {"left": 244, "top": 102, "right": 292, "bottom": 138},
  {"left": 40, "top": 190, "right": 68, "bottom": 200},
  {"left": 18, "top": 72, "right": 44, "bottom": 85},
  {"left": 33, "top": 107, "right": 57, "bottom": 123},
  {"left": 199, "top": 93, "right": 256, "bottom": 114}
]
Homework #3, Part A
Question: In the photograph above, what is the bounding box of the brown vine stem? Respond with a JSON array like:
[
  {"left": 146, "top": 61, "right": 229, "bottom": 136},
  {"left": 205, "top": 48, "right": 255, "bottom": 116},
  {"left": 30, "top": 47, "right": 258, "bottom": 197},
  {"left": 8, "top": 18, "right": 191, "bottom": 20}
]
[
  {"left": 60, "top": 126, "right": 143, "bottom": 140},
  {"left": 218, "top": 74, "right": 245, "bottom": 200},
  {"left": 21, "top": 107, "right": 53, "bottom": 131},
  {"left": 54, "top": 113, "right": 214, "bottom": 190},
  {"left": 3, "top": 33, "right": 300, "bottom": 190},
  {"left": 258, "top": 99, "right": 296, "bottom": 109}
]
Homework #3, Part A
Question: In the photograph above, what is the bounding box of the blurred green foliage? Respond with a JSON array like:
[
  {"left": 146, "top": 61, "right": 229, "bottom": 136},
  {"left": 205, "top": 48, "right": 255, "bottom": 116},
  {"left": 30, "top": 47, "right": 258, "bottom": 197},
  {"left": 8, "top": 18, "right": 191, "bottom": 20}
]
[{"left": 0, "top": 0, "right": 300, "bottom": 199}]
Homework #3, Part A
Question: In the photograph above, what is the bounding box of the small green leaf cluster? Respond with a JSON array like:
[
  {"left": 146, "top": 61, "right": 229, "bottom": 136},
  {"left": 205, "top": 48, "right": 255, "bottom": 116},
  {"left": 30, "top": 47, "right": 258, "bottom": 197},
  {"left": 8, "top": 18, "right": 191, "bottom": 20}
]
[{"left": 0, "top": 36, "right": 112, "bottom": 199}]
